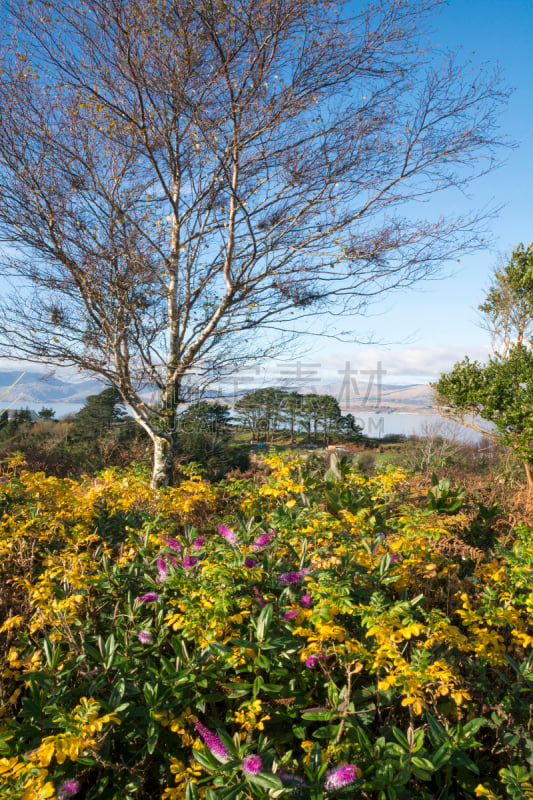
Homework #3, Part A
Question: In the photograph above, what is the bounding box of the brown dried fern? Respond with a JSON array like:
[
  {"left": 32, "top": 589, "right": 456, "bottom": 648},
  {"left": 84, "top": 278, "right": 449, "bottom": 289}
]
[{"left": 433, "top": 535, "right": 485, "bottom": 561}]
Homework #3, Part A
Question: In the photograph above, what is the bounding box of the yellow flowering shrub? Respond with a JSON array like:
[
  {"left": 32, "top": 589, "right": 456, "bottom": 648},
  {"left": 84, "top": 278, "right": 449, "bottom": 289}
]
[{"left": 0, "top": 454, "right": 532, "bottom": 799}]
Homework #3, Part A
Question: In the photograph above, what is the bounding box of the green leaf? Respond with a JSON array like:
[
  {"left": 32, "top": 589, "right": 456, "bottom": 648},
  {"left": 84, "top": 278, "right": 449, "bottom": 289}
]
[
  {"left": 256, "top": 603, "right": 273, "bottom": 641},
  {"left": 146, "top": 721, "right": 159, "bottom": 755},
  {"left": 462, "top": 718, "right": 488, "bottom": 736},
  {"left": 431, "top": 744, "right": 452, "bottom": 770},
  {"left": 301, "top": 710, "right": 337, "bottom": 721},
  {"left": 426, "top": 713, "right": 447, "bottom": 746},
  {"left": 411, "top": 757, "right": 435, "bottom": 773},
  {"left": 247, "top": 773, "right": 284, "bottom": 790},
  {"left": 292, "top": 725, "right": 307, "bottom": 739},
  {"left": 309, "top": 742, "right": 323, "bottom": 773},
  {"left": 391, "top": 727, "right": 410, "bottom": 751},
  {"left": 262, "top": 684, "right": 284, "bottom": 693},
  {"left": 224, "top": 682, "right": 253, "bottom": 698},
  {"left": 185, "top": 781, "right": 199, "bottom": 800},
  {"left": 220, "top": 787, "right": 246, "bottom": 800},
  {"left": 193, "top": 749, "right": 218, "bottom": 770},
  {"left": 313, "top": 724, "right": 337, "bottom": 740},
  {"left": 327, "top": 682, "right": 339, "bottom": 707},
  {"left": 109, "top": 678, "right": 125, "bottom": 706}
]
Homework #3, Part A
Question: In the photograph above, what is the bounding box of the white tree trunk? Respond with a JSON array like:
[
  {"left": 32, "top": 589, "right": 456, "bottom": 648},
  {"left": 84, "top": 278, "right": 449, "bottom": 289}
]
[{"left": 151, "top": 434, "right": 175, "bottom": 490}]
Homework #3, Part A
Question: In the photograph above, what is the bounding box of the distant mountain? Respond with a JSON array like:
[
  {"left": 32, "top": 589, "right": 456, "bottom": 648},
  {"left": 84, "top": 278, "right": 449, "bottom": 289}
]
[
  {"left": 303, "top": 381, "right": 435, "bottom": 413},
  {"left": 209, "top": 380, "right": 436, "bottom": 413},
  {"left": 0, "top": 371, "right": 104, "bottom": 405},
  {"left": 0, "top": 370, "right": 436, "bottom": 414},
  {"left": 377, "top": 383, "right": 435, "bottom": 412}
]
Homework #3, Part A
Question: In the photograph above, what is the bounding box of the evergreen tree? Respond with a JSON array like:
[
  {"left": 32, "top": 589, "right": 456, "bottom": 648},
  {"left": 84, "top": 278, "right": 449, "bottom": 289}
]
[
  {"left": 37, "top": 407, "right": 55, "bottom": 420},
  {"left": 178, "top": 402, "right": 231, "bottom": 446},
  {"left": 436, "top": 243, "right": 533, "bottom": 502},
  {"left": 71, "top": 388, "right": 126, "bottom": 441}
]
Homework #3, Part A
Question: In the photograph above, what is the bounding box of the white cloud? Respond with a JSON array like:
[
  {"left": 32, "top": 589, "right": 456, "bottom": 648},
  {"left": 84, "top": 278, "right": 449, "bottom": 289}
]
[{"left": 296, "top": 344, "right": 492, "bottom": 383}]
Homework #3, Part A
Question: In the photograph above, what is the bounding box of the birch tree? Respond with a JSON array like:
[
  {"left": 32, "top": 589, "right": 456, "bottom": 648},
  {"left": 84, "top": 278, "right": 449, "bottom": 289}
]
[{"left": 0, "top": 0, "right": 507, "bottom": 486}]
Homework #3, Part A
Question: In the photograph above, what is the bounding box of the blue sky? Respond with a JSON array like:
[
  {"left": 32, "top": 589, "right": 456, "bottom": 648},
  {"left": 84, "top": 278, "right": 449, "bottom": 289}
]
[
  {"left": 307, "top": 0, "right": 533, "bottom": 385},
  {"left": 1, "top": 0, "right": 531, "bottom": 393}
]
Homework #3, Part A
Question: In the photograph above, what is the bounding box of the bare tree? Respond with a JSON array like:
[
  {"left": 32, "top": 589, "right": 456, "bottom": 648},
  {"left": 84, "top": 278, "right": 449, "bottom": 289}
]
[
  {"left": 0, "top": 0, "right": 507, "bottom": 486},
  {"left": 402, "top": 420, "right": 464, "bottom": 474}
]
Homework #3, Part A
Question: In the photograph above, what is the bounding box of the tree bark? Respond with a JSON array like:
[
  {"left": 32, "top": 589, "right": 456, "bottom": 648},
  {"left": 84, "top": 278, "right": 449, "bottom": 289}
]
[{"left": 151, "top": 433, "right": 176, "bottom": 490}]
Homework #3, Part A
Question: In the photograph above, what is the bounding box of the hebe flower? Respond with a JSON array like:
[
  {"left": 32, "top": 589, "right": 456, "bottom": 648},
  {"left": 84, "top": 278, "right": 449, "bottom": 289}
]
[
  {"left": 193, "top": 536, "right": 207, "bottom": 549},
  {"left": 57, "top": 779, "right": 82, "bottom": 799},
  {"left": 277, "top": 771, "right": 306, "bottom": 787},
  {"left": 218, "top": 524, "right": 238, "bottom": 544},
  {"left": 324, "top": 764, "right": 359, "bottom": 791},
  {"left": 136, "top": 592, "right": 159, "bottom": 604},
  {"left": 301, "top": 592, "right": 312, "bottom": 608},
  {"left": 278, "top": 570, "right": 305, "bottom": 585},
  {"left": 162, "top": 536, "right": 182, "bottom": 552},
  {"left": 242, "top": 754, "right": 262, "bottom": 776},
  {"left": 137, "top": 630, "right": 153, "bottom": 644},
  {"left": 195, "top": 721, "right": 230, "bottom": 763},
  {"left": 283, "top": 609, "right": 299, "bottom": 621},
  {"left": 251, "top": 530, "right": 274, "bottom": 551},
  {"left": 156, "top": 556, "right": 168, "bottom": 582},
  {"left": 244, "top": 557, "right": 258, "bottom": 568},
  {"left": 183, "top": 555, "right": 198, "bottom": 569},
  {"left": 253, "top": 587, "right": 267, "bottom": 608},
  {"left": 305, "top": 655, "right": 319, "bottom": 668}
]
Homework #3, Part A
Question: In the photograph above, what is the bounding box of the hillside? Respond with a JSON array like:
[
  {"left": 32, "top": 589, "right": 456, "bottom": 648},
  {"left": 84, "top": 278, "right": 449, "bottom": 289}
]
[
  {"left": 0, "top": 370, "right": 436, "bottom": 414},
  {"left": 0, "top": 370, "right": 103, "bottom": 404}
]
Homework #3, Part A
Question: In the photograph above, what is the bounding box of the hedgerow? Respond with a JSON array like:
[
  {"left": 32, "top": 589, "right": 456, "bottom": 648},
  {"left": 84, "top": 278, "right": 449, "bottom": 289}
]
[{"left": 0, "top": 454, "right": 532, "bottom": 800}]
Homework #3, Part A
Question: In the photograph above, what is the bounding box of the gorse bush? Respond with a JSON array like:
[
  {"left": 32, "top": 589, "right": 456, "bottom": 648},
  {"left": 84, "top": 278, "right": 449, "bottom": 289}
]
[{"left": 0, "top": 455, "right": 532, "bottom": 799}]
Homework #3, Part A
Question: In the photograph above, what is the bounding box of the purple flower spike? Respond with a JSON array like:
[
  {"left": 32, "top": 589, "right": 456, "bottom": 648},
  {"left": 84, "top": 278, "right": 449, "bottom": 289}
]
[
  {"left": 305, "top": 655, "right": 319, "bottom": 668},
  {"left": 167, "top": 554, "right": 178, "bottom": 568},
  {"left": 58, "top": 779, "right": 82, "bottom": 800},
  {"left": 278, "top": 570, "right": 305, "bottom": 586},
  {"left": 195, "top": 721, "right": 230, "bottom": 763},
  {"left": 253, "top": 587, "right": 267, "bottom": 608},
  {"left": 277, "top": 771, "right": 306, "bottom": 787},
  {"left": 324, "top": 764, "right": 359, "bottom": 791},
  {"left": 136, "top": 592, "right": 159, "bottom": 604},
  {"left": 137, "top": 630, "right": 153, "bottom": 644},
  {"left": 157, "top": 556, "right": 168, "bottom": 582},
  {"left": 244, "top": 557, "right": 258, "bottom": 568},
  {"left": 283, "top": 609, "right": 299, "bottom": 621},
  {"left": 162, "top": 536, "right": 182, "bottom": 552},
  {"left": 242, "top": 754, "right": 262, "bottom": 776},
  {"left": 218, "top": 524, "right": 238, "bottom": 544},
  {"left": 183, "top": 555, "right": 198, "bottom": 569},
  {"left": 251, "top": 530, "right": 274, "bottom": 551},
  {"left": 301, "top": 592, "right": 312, "bottom": 608},
  {"left": 193, "top": 536, "right": 207, "bottom": 549}
]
